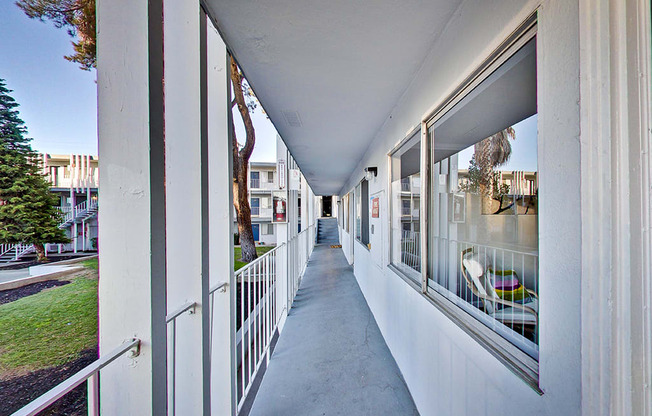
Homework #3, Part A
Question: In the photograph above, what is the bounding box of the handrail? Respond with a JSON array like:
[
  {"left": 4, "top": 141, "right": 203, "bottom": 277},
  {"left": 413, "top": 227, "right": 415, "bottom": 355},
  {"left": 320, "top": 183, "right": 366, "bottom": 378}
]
[
  {"left": 234, "top": 243, "right": 285, "bottom": 274},
  {"left": 12, "top": 339, "right": 140, "bottom": 416},
  {"left": 209, "top": 282, "right": 227, "bottom": 294},
  {"left": 166, "top": 302, "right": 196, "bottom": 323}
]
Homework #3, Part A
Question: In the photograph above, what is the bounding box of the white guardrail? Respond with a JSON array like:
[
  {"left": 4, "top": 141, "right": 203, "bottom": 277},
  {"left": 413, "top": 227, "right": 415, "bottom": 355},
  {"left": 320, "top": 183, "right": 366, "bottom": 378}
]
[
  {"left": 12, "top": 224, "right": 316, "bottom": 415},
  {"left": 12, "top": 339, "right": 140, "bottom": 416}
]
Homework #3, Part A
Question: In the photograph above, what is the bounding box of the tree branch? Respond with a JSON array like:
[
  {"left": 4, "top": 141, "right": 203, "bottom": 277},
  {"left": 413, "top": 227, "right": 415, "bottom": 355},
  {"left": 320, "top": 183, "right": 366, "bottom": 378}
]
[{"left": 229, "top": 55, "right": 256, "bottom": 162}]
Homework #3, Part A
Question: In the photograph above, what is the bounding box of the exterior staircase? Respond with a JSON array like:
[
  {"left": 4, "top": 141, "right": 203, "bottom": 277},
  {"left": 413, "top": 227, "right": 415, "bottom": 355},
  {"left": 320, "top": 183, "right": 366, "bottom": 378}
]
[
  {"left": 0, "top": 199, "right": 98, "bottom": 264},
  {"left": 316, "top": 217, "right": 339, "bottom": 245}
]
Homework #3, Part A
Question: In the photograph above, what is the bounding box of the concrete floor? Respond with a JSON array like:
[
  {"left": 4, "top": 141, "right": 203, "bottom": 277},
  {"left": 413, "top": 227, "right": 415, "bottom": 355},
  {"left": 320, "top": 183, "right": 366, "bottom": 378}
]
[{"left": 248, "top": 245, "right": 419, "bottom": 416}]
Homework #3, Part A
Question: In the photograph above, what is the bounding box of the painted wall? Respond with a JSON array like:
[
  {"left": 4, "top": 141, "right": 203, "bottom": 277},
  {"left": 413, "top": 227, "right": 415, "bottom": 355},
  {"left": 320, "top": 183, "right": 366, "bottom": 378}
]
[{"left": 339, "top": 0, "right": 581, "bottom": 415}]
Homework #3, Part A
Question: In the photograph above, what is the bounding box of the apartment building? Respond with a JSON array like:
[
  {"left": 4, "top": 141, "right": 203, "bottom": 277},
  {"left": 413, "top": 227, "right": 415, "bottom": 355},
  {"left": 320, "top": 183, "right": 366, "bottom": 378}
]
[
  {"left": 18, "top": 1, "right": 650, "bottom": 415},
  {"left": 42, "top": 153, "right": 98, "bottom": 253}
]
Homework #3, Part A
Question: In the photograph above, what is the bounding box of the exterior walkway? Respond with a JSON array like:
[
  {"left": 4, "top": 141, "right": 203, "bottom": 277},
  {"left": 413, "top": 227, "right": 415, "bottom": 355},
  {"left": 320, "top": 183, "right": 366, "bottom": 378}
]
[{"left": 249, "top": 245, "right": 419, "bottom": 416}]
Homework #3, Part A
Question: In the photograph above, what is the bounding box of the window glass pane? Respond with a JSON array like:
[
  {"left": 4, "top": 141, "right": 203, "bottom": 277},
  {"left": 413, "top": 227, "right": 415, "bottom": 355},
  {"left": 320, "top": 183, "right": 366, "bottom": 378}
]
[
  {"left": 390, "top": 132, "right": 421, "bottom": 281},
  {"left": 428, "top": 38, "right": 539, "bottom": 359},
  {"left": 360, "top": 180, "right": 369, "bottom": 245},
  {"left": 355, "top": 184, "right": 362, "bottom": 241},
  {"left": 251, "top": 197, "right": 260, "bottom": 216},
  {"left": 267, "top": 171, "right": 274, "bottom": 182},
  {"left": 250, "top": 171, "right": 260, "bottom": 188}
]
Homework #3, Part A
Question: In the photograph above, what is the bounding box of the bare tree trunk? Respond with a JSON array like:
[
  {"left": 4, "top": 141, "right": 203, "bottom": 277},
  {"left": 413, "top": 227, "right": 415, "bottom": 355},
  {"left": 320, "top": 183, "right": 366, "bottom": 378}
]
[
  {"left": 230, "top": 55, "right": 258, "bottom": 263},
  {"left": 34, "top": 243, "right": 47, "bottom": 262}
]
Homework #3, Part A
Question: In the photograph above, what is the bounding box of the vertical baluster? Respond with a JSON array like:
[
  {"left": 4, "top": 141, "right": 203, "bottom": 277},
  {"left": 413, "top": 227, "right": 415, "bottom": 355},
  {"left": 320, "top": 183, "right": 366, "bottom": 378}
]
[
  {"left": 253, "top": 262, "right": 258, "bottom": 366},
  {"left": 170, "top": 320, "right": 176, "bottom": 416},
  {"left": 248, "top": 267, "right": 252, "bottom": 386},
  {"left": 87, "top": 372, "right": 99, "bottom": 416},
  {"left": 265, "top": 255, "right": 270, "bottom": 361},
  {"left": 522, "top": 254, "right": 526, "bottom": 338},
  {"left": 240, "top": 270, "right": 245, "bottom": 400}
]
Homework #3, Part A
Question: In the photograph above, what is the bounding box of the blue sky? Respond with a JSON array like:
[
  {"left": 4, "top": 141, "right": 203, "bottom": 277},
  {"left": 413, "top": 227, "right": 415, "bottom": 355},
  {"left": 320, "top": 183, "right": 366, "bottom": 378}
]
[
  {"left": 0, "top": 1, "right": 278, "bottom": 161},
  {"left": 0, "top": 2, "right": 98, "bottom": 155},
  {"left": 457, "top": 114, "right": 538, "bottom": 172}
]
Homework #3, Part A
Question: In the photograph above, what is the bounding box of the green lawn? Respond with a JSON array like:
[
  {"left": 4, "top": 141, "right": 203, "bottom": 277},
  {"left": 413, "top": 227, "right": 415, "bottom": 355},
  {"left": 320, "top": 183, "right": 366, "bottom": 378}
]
[
  {"left": 0, "top": 271, "right": 98, "bottom": 376},
  {"left": 81, "top": 257, "right": 98, "bottom": 270},
  {"left": 234, "top": 246, "right": 274, "bottom": 271}
]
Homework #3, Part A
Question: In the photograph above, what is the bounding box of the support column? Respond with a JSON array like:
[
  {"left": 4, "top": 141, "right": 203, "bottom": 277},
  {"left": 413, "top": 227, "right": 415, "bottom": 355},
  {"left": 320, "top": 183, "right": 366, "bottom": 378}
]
[
  {"left": 164, "top": 1, "right": 209, "bottom": 413},
  {"left": 97, "top": 0, "right": 167, "bottom": 414},
  {"left": 579, "top": 0, "right": 652, "bottom": 414},
  {"left": 206, "top": 16, "right": 236, "bottom": 414}
]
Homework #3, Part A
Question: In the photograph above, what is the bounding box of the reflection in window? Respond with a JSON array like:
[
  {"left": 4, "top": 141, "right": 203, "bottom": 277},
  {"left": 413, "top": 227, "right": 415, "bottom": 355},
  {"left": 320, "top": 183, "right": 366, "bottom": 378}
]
[
  {"left": 428, "top": 37, "right": 539, "bottom": 359},
  {"left": 390, "top": 132, "right": 421, "bottom": 281}
]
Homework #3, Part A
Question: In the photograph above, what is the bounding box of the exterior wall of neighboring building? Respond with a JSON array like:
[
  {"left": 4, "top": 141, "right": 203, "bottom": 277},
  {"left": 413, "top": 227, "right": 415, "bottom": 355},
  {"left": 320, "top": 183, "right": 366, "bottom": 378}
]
[
  {"left": 235, "top": 161, "right": 305, "bottom": 246},
  {"left": 41, "top": 153, "right": 99, "bottom": 252}
]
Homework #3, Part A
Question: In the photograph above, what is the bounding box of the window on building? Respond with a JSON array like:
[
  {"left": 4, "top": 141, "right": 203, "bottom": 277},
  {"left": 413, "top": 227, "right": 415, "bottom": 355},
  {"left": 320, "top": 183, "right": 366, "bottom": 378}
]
[
  {"left": 390, "top": 130, "right": 421, "bottom": 282},
  {"left": 251, "top": 197, "right": 260, "bottom": 216},
  {"left": 250, "top": 171, "right": 260, "bottom": 189},
  {"left": 355, "top": 180, "right": 369, "bottom": 245},
  {"left": 262, "top": 223, "right": 273, "bottom": 235},
  {"left": 267, "top": 171, "right": 274, "bottom": 183},
  {"left": 426, "top": 33, "right": 539, "bottom": 362}
]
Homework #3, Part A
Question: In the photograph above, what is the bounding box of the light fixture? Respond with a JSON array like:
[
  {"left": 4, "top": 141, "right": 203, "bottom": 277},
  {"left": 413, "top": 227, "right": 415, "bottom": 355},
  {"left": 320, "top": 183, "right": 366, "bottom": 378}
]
[{"left": 364, "top": 167, "right": 378, "bottom": 181}]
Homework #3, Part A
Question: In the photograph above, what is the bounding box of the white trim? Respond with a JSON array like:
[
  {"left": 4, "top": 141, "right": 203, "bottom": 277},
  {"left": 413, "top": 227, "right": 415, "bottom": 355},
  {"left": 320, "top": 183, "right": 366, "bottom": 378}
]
[{"left": 579, "top": 0, "right": 652, "bottom": 414}]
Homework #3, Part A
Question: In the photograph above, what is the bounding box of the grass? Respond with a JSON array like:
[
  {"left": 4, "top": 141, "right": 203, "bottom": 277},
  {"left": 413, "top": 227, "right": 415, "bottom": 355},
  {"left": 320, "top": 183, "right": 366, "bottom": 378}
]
[
  {"left": 81, "top": 258, "right": 98, "bottom": 270},
  {"left": 234, "top": 246, "right": 274, "bottom": 271},
  {"left": 0, "top": 270, "right": 98, "bottom": 377}
]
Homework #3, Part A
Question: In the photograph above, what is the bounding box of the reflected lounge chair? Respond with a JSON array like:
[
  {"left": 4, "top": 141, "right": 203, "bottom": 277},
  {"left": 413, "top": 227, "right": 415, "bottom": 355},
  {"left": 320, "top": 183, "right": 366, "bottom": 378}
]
[{"left": 460, "top": 247, "right": 538, "bottom": 326}]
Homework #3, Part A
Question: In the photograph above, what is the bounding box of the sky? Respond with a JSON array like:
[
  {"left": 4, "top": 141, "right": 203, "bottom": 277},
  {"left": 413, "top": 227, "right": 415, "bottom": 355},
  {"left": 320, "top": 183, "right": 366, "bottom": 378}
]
[
  {"left": 457, "top": 114, "right": 538, "bottom": 172},
  {"left": 0, "top": 1, "right": 278, "bottom": 161}
]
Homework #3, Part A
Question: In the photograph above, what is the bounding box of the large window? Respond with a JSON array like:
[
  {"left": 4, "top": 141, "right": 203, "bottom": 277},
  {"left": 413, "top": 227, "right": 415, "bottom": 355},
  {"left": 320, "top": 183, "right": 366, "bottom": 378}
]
[
  {"left": 250, "top": 197, "right": 260, "bottom": 216},
  {"left": 390, "top": 130, "right": 421, "bottom": 282},
  {"left": 250, "top": 171, "right": 260, "bottom": 189},
  {"left": 427, "top": 33, "right": 539, "bottom": 362},
  {"left": 355, "top": 180, "right": 369, "bottom": 245}
]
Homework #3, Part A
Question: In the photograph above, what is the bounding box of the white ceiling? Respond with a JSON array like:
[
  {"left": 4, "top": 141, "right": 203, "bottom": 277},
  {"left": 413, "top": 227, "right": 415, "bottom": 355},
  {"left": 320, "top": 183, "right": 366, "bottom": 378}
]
[{"left": 208, "top": 0, "right": 463, "bottom": 195}]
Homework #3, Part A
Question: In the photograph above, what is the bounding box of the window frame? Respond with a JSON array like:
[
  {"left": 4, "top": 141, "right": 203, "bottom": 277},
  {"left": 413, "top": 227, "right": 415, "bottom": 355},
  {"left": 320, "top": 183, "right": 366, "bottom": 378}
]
[
  {"left": 355, "top": 180, "right": 370, "bottom": 247},
  {"left": 250, "top": 197, "right": 260, "bottom": 217},
  {"left": 418, "top": 14, "right": 541, "bottom": 388},
  {"left": 250, "top": 170, "right": 260, "bottom": 189},
  {"left": 387, "top": 125, "right": 423, "bottom": 286}
]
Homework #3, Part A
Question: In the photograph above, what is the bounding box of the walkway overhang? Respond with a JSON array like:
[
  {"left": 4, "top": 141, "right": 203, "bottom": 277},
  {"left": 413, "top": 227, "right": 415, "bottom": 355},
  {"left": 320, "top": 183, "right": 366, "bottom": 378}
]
[{"left": 207, "top": 0, "right": 463, "bottom": 195}]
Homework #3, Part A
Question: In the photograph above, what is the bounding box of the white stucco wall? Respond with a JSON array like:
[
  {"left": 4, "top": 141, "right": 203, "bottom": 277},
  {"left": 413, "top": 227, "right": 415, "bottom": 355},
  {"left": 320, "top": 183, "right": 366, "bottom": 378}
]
[{"left": 339, "top": 0, "right": 581, "bottom": 414}]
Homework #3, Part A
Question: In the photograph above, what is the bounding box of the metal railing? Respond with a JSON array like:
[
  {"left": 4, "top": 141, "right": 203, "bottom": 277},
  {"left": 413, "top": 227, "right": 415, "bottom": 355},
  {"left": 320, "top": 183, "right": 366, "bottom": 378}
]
[
  {"left": 401, "top": 229, "right": 421, "bottom": 272},
  {"left": 429, "top": 236, "right": 539, "bottom": 353},
  {"left": 166, "top": 301, "right": 197, "bottom": 416},
  {"left": 210, "top": 222, "right": 315, "bottom": 414},
  {"left": 14, "top": 223, "right": 317, "bottom": 415},
  {"left": 0, "top": 199, "right": 99, "bottom": 264},
  {"left": 231, "top": 245, "right": 281, "bottom": 413},
  {"left": 12, "top": 339, "right": 140, "bottom": 416}
]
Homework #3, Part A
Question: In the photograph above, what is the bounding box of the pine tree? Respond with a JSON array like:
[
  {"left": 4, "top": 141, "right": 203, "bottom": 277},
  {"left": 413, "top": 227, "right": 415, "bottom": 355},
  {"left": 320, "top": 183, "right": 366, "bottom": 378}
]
[{"left": 0, "top": 79, "right": 68, "bottom": 261}]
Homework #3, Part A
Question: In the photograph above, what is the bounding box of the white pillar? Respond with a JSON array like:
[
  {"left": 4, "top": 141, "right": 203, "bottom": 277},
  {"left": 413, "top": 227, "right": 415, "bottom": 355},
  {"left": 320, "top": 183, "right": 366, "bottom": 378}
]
[
  {"left": 97, "top": 0, "right": 167, "bottom": 413},
  {"left": 163, "top": 1, "right": 216, "bottom": 413},
  {"left": 207, "top": 19, "right": 236, "bottom": 414}
]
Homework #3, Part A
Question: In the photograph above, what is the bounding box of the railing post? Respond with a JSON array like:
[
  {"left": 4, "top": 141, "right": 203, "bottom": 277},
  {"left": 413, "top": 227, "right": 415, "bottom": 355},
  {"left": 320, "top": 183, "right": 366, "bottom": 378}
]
[{"left": 87, "top": 373, "right": 99, "bottom": 416}]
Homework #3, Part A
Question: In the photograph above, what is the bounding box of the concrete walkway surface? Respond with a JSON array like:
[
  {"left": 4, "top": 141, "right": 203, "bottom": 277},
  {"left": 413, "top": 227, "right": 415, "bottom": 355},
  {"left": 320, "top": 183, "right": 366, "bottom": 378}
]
[{"left": 248, "top": 245, "right": 419, "bottom": 416}]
